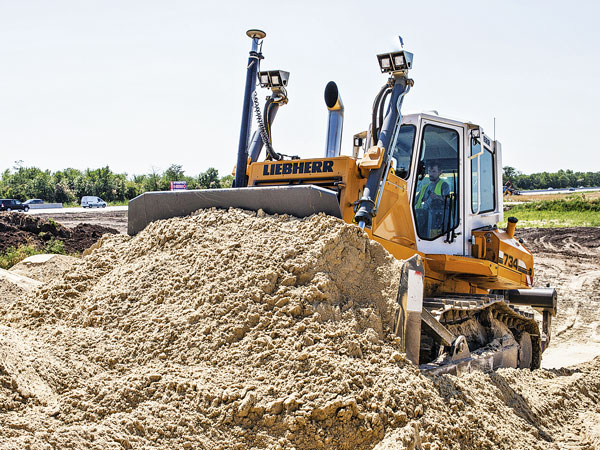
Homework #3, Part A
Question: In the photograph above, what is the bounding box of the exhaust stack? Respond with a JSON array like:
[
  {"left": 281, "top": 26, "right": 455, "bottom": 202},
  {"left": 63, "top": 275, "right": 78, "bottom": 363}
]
[{"left": 324, "top": 81, "right": 344, "bottom": 158}]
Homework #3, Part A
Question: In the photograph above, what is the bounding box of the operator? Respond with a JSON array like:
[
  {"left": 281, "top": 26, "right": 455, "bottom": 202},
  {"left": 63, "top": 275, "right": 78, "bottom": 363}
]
[{"left": 415, "top": 161, "right": 450, "bottom": 210}]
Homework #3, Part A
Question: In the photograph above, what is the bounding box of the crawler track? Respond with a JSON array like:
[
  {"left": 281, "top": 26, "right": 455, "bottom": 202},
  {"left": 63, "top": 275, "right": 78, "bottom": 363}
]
[{"left": 420, "top": 294, "right": 542, "bottom": 375}]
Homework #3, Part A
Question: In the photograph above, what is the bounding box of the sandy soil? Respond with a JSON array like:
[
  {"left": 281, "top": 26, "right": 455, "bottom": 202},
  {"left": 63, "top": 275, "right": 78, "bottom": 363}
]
[
  {"left": 24, "top": 210, "right": 600, "bottom": 370},
  {"left": 9, "top": 254, "right": 80, "bottom": 283},
  {"left": 12, "top": 210, "right": 600, "bottom": 370},
  {"left": 0, "top": 212, "right": 598, "bottom": 449},
  {"left": 517, "top": 227, "right": 600, "bottom": 368}
]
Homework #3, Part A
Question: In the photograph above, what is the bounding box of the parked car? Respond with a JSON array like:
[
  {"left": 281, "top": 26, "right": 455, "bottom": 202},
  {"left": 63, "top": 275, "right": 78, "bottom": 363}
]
[
  {"left": 0, "top": 199, "right": 29, "bottom": 212},
  {"left": 24, "top": 198, "right": 44, "bottom": 205},
  {"left": 81, "top": 196, "right": 107, "bottom": 208},
  {"left": 568, "top": 187, "right": 575, "bottom": 191}
]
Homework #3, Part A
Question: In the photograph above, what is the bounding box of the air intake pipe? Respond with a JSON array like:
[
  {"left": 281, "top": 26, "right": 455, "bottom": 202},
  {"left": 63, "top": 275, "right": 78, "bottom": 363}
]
[
  {"left": 506, "top": 216, "right": 518, "bottom": 239},
  {"left": 324, "top": 81, "right": 344, "bottom": 158}
]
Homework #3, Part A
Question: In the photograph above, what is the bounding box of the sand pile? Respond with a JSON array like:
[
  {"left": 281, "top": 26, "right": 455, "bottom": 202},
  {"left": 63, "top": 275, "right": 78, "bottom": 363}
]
[
  {"left": 0, "top": 270, "right": 37, "bottom": 304},
  {"left": 8, "top": 254, "right": 80, "bottom": 283},
  {"left": 0, "top": 209, "right": 599, "bottom": 449}
]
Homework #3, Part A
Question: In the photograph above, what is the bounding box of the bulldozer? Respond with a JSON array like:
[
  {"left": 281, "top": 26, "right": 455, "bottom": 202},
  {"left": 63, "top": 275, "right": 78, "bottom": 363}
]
[{"left": 128, "top": 30, "right": 557, "bottom": 375}]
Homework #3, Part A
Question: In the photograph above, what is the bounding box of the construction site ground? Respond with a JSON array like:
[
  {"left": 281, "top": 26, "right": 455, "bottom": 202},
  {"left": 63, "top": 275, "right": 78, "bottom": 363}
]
[
  {"left": 28, "top": 210, "right": 128, "bottom": 235},
  {"left": 0, "top": 209, "right": 599, "bottom": 449},
  {"left": 515, "top": 227, "right": 600, "bottom": 368}
]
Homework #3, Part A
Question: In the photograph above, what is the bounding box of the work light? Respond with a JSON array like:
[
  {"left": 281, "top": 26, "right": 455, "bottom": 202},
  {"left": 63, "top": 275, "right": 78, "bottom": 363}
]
[
  {"left": 377, "top": 50, "right": 413, "bottom": 74},
  {"left": 258, "top": 70, "right": 290, "bottom": 89}
]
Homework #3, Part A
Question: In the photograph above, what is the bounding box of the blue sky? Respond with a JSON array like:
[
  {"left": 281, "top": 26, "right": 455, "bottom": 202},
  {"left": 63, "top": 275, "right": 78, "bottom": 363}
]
[{"left": 1, "top": 0, "right": 598, "bottom": 177}]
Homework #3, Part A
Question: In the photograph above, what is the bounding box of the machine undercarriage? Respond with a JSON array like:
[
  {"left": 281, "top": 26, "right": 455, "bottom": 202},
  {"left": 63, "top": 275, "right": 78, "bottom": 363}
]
[{"left": 420, "top": 294, "right": 542, "bottom": 374}]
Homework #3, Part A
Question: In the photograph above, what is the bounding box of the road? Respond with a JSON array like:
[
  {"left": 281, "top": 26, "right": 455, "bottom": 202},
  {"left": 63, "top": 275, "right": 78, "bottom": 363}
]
[
  {"left": 28, "top": 205, "right": 128, "bottom": 214},
  {"left": 520, "top": 187, "right": 600, "bottom": 195}
]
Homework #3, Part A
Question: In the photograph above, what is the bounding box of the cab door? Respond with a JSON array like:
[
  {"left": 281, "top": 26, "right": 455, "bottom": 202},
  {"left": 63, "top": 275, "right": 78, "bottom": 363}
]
[
  {"left": 411, "top": 119, "right": 465, "bottom": 256},
  {"left": 464, "top": 131, "right": 503, "bottom": 253}
]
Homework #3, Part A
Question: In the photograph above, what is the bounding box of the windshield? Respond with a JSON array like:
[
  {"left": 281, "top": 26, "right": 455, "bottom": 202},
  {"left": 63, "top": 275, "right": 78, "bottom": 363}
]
[
  {"left": 390, "top": 124, "right": 416, "bottom": 179},
  {"left": 413, "top": 124, "right": 460, "bottom": 240}
]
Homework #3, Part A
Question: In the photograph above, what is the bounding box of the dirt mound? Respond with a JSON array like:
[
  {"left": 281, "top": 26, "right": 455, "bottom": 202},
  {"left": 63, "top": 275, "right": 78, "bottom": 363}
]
[
  {"left": 30, "top": 210, "right": 128, "bottom": 234},
  {"left": 0, "top": 212, "right": 118, "bottom": 254},
  {"left": 0, "top": 209, "right": 599, "bottom": 449},
  {"left": 9, "top": 254, "right": 80, "bottom": 283},
  {"left": 0, "top": 279, "right": 29, "bottom": 304}
]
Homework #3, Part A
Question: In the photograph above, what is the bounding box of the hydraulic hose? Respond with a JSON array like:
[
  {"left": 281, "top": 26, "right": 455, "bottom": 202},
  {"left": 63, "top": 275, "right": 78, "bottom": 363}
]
[
  {"left": 248, "top": 95, "right": 285, "bottom": 162},
  {"left": 265, "top": 99, "right": 284, "bottom": 160},
  {"left": 377, "top": 88, "right": 392, "bottom": 136},
  {"left": 261, "top": 97, "right": 278, "bottom": 160},
  {"left": 355, "top": 78, "right": 410, "bottom": 228},
  {"left": 371, "top": 84, "right": 390, "bottom": 145}
]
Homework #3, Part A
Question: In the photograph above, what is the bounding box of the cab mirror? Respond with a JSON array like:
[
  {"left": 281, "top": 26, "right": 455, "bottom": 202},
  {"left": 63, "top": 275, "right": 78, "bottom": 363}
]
[{"left": 471, "top": 128, "right": 481, "bottom": 146}]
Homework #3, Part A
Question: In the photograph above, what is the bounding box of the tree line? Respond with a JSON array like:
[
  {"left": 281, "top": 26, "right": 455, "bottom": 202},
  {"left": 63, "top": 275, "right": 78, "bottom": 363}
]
[
  {"left": 2, "top": 163, "right": 599, "bottom": 203},
  {"left": 503, "top": 167, "right": 600, "bottom": 190},
  {"left": 0, "top": 164, "right": 232, "bottom": 204}
]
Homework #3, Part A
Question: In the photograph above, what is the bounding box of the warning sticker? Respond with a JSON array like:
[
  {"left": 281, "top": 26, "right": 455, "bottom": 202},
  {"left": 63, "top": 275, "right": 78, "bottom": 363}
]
[{"left": 407, "top": 269, "right": 424, "bottom": 312}]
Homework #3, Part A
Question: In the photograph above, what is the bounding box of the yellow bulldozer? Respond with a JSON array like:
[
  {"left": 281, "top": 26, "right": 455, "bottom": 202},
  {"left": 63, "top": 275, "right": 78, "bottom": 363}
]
[{"left": 128, "top": 30, "right": 557, "bottom": 375}]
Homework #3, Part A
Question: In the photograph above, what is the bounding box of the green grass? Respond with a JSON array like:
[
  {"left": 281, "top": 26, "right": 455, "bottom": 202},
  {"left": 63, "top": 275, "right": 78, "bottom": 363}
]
[
  {"left": 108, "top": 200, "right": 129, "bottom": 206},
  {"left": 0, "top": 240, "right": 66, "bottom": 270},
  {"left": 500, "top": 210, "right": 600, "bottom": 228},
  {"left": 502, "top": 196, "right": 600, "bottom": 227}
]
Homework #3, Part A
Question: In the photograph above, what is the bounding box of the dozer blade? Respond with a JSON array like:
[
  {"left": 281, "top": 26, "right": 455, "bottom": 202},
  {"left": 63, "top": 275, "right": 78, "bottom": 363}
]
[{"left": 128, "top": 185, "right": 342, "bottom": 235}]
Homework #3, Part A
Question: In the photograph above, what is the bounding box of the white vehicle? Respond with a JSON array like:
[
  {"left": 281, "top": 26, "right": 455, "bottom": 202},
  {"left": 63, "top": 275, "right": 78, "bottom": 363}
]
[{"left": 81, "top": 196, "right": 107, "bottom": 208}]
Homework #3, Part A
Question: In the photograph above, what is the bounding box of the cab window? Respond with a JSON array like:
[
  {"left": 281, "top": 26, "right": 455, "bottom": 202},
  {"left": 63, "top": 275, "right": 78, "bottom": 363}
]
[
  {"left": 413, "top": 124, "right": 460, "bottom": 240},
  {"left": 471, "top": 138, "right": 496, "bottom": 213},
  {"left": 390, "top": 124, "right": 416, "bottom": 179},
  {"left": 480, "top": 148, "right": 495, "bottom": 212}
]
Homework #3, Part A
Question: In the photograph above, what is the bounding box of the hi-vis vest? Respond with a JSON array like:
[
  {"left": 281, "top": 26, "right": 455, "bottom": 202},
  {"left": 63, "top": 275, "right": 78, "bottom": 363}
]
[{"left": 415, "top": 179, "right": 444, "bottom": 208}]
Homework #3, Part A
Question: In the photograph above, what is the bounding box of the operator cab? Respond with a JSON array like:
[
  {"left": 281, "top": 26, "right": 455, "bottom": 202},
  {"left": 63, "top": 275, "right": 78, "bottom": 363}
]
[{"left": 388, "top": 112, "right": 503, "bottom": 257}]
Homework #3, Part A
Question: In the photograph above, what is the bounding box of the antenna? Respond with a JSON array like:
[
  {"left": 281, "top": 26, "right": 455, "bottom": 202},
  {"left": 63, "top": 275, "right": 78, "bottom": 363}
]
[{"left": 494, "top": 117, "right": 496, "bottom": 141}]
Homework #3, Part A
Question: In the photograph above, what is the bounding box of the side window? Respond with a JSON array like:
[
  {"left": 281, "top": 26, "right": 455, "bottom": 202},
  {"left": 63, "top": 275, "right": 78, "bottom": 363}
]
[
  {"left": 413, "top": 124, "right": 460, "bottom": 240},
  {"left": 390, "top": 124, "right": 416, "bottom": 179},
  {"left": 471, "top": 139, "right": 495, "bottom": 214},
  {"left": 480, "top": 148, "right": 495, "bottom": 212},
  {"left": 471, "top": 139, "right": 481, "bottom": 212}
]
